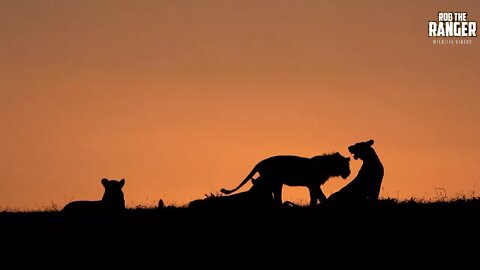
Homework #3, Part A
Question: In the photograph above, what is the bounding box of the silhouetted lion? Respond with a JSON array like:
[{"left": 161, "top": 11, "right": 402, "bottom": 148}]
[
  {"left": 221, "top": 153, "right": 351, "bottom": 206},
  {"left": 328, "top": 140, "right": 384, "bottom": 205},
  {"left": 62, "top": 178, "right": 126, "bottom": 213}
]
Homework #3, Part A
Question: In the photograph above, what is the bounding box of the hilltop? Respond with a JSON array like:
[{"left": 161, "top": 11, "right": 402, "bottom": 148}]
[{"left": 1, "top": 198, "right": 479, "bottom": 269}]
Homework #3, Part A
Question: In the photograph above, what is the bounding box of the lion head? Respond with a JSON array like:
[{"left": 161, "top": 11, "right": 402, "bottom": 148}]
[{"left": 348, "top": 140, "right": 375, "bottom": 160}]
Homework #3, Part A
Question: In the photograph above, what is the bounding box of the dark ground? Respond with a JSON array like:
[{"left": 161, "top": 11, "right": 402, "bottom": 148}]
[{"left": 1, "top": 198, "right": 479, "bottom": 269}]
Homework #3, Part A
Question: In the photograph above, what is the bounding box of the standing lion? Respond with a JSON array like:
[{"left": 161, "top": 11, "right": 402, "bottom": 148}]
[{"left": 221, "top": 153, "right": 351, "bottom": 206}]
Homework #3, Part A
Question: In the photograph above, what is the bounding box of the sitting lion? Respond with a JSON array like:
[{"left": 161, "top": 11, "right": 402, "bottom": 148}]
[
  {"left": 220, "top": 153, "right": 351, "bottom": 206},
  {"left": 62, "top": 178, "right": 126, "bottom": 213},
  {"left": 189, "top": 181, "right": 273, "bottom": 210},
  {"left": 328, "top": 140, "right": 384, "bottom": 205}
]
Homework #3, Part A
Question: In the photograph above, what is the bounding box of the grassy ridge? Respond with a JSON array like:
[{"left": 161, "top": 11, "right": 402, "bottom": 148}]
[{"left": 1, "top": 198, "right": 479, "bottom": 269}]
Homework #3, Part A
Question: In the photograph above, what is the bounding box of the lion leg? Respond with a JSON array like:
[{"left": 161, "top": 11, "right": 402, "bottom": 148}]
[
  {"left": 318, "top": 187, "right": 327, "bottom": 205},
  {"left": 308, "top": 186, "right": 318, "bottom": 206},
  {"left": 308, "top": 186, "right": 326, "bottom": 206},
  {"left": 272, "top": 183, "right": 283, "bottom": 206}
]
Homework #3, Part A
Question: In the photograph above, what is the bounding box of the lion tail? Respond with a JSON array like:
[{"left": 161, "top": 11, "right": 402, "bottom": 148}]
[{"left": 220, "top": 165, "right": 258, "bottom": 195}]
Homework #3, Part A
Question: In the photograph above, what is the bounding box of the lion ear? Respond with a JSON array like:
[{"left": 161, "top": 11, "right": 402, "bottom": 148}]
[
  {"left": 101, "top": 178, "right": 109, "bottom": 186},
  {"left": 367, "top": 140, "right": 374, "bottom": 146},
  {"left": 120, "top": 178, "right": 125, "bottom": 187}
]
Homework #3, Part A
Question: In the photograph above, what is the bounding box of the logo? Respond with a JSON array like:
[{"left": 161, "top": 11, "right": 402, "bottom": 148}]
[{"left": 428, "top": 12, "right": 477, "bottom": 45}]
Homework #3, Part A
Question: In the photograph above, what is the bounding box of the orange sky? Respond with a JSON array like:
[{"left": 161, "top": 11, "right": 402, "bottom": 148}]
[{"left": 0, "top": 1, "right": 479, "bottom": 210}]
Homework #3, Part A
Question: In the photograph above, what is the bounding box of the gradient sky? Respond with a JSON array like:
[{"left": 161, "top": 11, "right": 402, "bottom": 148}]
[{"left": 0, "top": 0, "right": 479, "bottom": 210}]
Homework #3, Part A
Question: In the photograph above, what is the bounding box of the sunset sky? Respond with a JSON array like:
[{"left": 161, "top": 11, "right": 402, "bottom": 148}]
[{"left": 1, "top": 0, "right": 479, "bottom": 210}]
